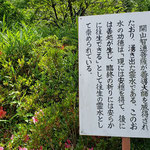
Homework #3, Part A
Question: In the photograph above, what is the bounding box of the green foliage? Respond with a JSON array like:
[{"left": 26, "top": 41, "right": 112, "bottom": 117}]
[
  {"left": 1, "top": 0, "right": 150, "bottom": 149},
  {"left": 134, "top": 0, "right": 150, "bottom": 11},
  {"left": 0, "top": 22, "right": 41, "bottom": 61},
  {"left": 11, "top": 0, "right": 30, "bottom": 9},
  {"left": 36, "top": 22, "right": 78, "bottom": 46},
  {"left": 25, "top": 0, "right": 150, "bottom": 27},
  {"left": 0, "top": 1, "right": 24, "bottom": 28},
  {"left": 0, "top": 34, "right": 78, "bottom": 149}
]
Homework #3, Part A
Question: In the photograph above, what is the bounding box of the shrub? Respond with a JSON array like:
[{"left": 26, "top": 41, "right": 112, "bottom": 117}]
[
  {"left": 0, "top": 1, "right": 24, "bottom": 28},
  {"left": 0, "top": 34, "right": 78, "bottom": 149}
]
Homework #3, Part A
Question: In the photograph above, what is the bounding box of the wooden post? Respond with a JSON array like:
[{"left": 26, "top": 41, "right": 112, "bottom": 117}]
[{"left": 122, "top": 137, "right": 130, "bottom": 150}]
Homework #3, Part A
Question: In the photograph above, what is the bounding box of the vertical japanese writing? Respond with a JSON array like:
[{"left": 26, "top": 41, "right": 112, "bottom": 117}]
[
  {"left": 128, "top": 20, "right": 135, "bottom": 40},
  {"left": 86, "top": 23, "right": 92, "bottom": 74},
  {"left": 96, "top": 23, "right": 104, "bottom": 128},
  {"left": 80, "top": 12, "right": 150, "bottom": 138},
  {"left": 106, "top": 21, "right": 114, "bottom": 129},
  {"left": 106, "top": 64, "right": 114, "bottom": 128},
  {"left": 139, "top": 25, "right": 149, "bottom": 131},
  {"left": 106, "top": 21, "right": 113, "bottom": 60},
  {"left": 128, "top": 20, "right": 137, "bottom": 130},
  {"left": 117, "top": 20, "right": 126, "bottom": 129}
]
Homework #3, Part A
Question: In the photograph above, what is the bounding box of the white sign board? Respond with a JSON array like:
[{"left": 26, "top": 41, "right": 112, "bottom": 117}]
[{"left": 79, "top": 11, "right": 150, "bottom": 138}]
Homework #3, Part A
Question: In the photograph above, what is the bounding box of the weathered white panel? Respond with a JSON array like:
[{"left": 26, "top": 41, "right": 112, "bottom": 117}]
[{"left": 79, "top": 11, "right": 150, "bottom": 138}]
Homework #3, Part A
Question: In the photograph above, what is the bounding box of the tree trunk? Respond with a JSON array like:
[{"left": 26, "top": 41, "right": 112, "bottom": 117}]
[{"left": 51, "top": 0, "right": 58, "bottom": 20}]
